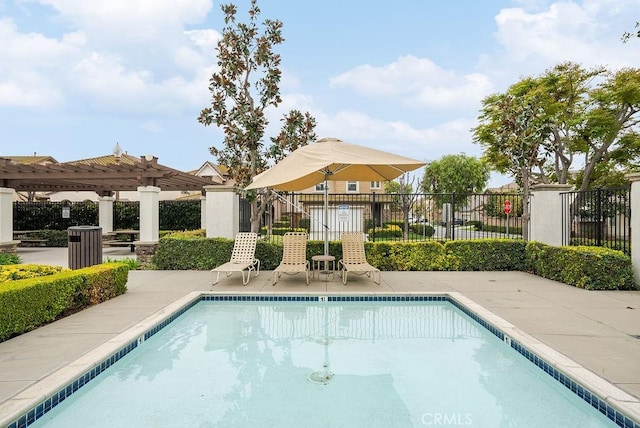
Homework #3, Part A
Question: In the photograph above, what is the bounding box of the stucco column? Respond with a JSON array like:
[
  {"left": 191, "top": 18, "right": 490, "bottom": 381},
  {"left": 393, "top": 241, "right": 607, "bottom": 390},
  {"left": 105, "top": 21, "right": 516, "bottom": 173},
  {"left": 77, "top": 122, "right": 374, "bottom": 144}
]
[
  {"left": 529, "top": 183, "right": 573, "bottom": 246},
  {"left": 0, "top": 188, "right": 17, "bottom": 244},
  {"left": 205, "top": 185, "right": 239, "bottom": 239},
  {"left": 626, "top": 173, "right": 640, "bottom": 283},
  {"left": 137, "top": 186, "right": 160, "bottom": 242},
  {"left": 98, "top": 195, "right": 115, "bottom": 234},
  {"left": 200, "top": 195, "right": 206, "bottom": 230}
]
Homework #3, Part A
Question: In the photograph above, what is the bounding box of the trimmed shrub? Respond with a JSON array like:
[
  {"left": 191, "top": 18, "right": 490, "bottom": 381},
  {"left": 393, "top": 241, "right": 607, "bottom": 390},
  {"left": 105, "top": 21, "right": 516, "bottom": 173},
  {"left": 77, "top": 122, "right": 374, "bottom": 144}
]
[
  {"left": 363, "top": 242, "right": 395, "bottom": 271},
  {"left": 153, "top": 235, "right": 636, "bottom": 290},
  {"left": 0, "top": 262, "right": 129, "bottom": 342},
  {"left": 409, "top": 223, "right": 435, "bottom": 237},
  {"left": 368, "top": 224, "right": 402, "bottom": 239},
  {"left": 445, "top": 239, "right": 527, "bottom": 271},
  {"left": 0, "top": 264, "right": 66, "bottom": 282},
  {"left": 525, "top": 243, "right": 635, "bottom": 290},
  {"left": 390, "top": 242, "right": 457, "bottom": 271}
]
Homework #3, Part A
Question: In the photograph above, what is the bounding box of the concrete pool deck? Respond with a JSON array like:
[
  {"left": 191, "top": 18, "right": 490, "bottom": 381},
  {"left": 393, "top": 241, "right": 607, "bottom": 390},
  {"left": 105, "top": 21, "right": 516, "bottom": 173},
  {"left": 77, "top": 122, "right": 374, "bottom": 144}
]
[{"left": 2, "top": 247, "right": 640, "bottom": 425}]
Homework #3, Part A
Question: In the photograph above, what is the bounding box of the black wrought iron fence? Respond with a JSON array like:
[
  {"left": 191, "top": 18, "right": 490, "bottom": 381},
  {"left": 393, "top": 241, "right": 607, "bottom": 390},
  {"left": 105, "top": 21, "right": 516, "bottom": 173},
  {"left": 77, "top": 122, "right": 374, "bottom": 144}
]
[
  {"left": 14, "top": 201, "right": 98, "bottom": 230},
  {"left": 14, "top": 200, "right": 201, "bottom": 231},
  {"left": 561, "top": 187, "right": 631, "bottom": 255},
  {"left": 261, "top": 192, "right": 526, "bottom": 242}
]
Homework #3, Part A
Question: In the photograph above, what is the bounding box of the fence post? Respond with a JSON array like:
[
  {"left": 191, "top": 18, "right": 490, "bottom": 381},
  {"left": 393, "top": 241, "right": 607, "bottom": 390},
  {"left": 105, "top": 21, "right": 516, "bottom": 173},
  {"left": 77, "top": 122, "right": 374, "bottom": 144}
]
[
  {"left": 98, "top": 195, "right": 114, "bottom": 234},
  {"left": 205, "top": 185, "right": 239, "bottom": 239},
  {"left": 530, "top": 184, "right": 572, "bottom": 246},
  {"left": 625, "top": 173, "right": 640, "bottom": 284},
  {"left": 371, "top": 192, "right": 377, "bottom": 242}
]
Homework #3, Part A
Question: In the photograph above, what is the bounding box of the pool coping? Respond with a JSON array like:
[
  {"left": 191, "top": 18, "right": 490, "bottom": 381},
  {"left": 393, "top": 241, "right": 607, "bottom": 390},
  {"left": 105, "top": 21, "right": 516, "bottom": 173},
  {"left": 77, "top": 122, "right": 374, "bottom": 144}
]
[{"left": 2, "top": 291, "right": 640, "bottom": 427}]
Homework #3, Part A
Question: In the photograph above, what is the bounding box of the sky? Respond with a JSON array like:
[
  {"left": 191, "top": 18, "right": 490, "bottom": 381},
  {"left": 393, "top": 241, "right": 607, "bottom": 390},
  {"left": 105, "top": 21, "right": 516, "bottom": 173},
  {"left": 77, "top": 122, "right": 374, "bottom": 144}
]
[{"left": 1, "top": 0, "right": 638, "bottom": 187}]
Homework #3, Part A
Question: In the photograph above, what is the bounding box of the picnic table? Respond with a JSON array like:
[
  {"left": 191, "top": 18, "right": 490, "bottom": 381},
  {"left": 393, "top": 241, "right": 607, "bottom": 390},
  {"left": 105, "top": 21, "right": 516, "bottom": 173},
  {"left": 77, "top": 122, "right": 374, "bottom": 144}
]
[{"left": 103, "top": 230, "right": 139, "bottom": 252}]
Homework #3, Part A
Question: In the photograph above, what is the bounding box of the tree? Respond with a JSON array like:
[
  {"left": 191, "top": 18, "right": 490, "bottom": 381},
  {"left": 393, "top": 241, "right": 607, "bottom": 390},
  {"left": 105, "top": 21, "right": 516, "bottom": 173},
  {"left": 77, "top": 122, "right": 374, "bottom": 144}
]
[
  {"left": 420, "top": 154, "right": 490, "bottom": 206},
  {"left": 574, "top": 68, "right": 640, "bottom": 191},
  {"left": 476, "top": 63, "right": 640, "bottom": 193},
  {"left": 473, "top": 82, "right": 552, "bottom": 240},
  {"left": 385, "top": 173, "right": 420, "bottom": 240},
  {"left": 198, "top": 1, "right": 316, "bottom": 233},
  {"left": 622, "top": 21, "right": 640, "bottom": 42}
]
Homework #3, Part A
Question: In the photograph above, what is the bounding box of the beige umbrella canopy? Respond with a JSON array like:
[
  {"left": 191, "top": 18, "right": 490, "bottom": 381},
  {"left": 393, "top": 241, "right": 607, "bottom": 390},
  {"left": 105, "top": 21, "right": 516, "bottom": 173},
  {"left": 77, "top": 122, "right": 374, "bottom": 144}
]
[
  {"left": 246, "top": 137, "right": 426, "bottom": 255},
  {"left": 245, "top": 137, "right": 426, "bottom": 191}
]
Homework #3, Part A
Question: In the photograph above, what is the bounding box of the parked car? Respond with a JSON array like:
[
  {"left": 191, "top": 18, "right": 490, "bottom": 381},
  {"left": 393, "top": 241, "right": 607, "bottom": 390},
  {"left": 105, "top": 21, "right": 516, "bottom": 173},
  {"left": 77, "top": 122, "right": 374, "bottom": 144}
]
[{"left": 410, "top": 218, "right": 431, "bottom": 224}]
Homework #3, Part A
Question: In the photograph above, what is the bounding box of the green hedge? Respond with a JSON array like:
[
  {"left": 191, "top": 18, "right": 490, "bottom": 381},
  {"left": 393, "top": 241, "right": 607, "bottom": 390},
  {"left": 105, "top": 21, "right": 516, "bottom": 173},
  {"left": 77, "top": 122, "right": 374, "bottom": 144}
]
[
  {"left": 0, "top": 262, "right": 129, "bottom": 342},
  {"left": 154, "top": 236, "right": 341, "bottom": 270},
  {"left": 445, "top": 239, "right": 527, "bottom": 271},
  {"left": 153, "top": 236, "right": 637, "bottom": 290},
  {"left": 389, "top": 242, "right": 458, "bottom": 271},
  {"left": 409, "top": 224, "right": 436, "bottom": 237},
  {"left": 525, "top": 243, "right": 634, "bottom": 290}
]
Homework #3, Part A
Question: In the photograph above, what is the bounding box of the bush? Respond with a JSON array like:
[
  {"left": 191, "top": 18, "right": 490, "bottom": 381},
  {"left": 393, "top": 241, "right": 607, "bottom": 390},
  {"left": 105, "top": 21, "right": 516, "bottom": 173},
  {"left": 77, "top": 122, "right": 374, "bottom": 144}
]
[
  {"left": 0, "top": 264, "right": 66, "bottom": 282},
  {"left": 33, "top": 229, "right": 68, "bottom": 247},
  {"left": 152, "top": 235, "right": 636, "bottom": 290},
  {"left": 466, "top": 220, "right": 483, "bottom": 230},
  {"left": 299, "top": 218, "right": 311, "bottom": 232},
  {"left": 409, "top": 223, "right": 435, "bottom": 237},
  {"left": 389, "top": 242, "right": 457, "bottom": 271},
  {"left": 0, "top": 262, "right": 129, "bottom": 342},
  {"left": 483, "top": 224, "right": 523, "bottom": 236},
  {"left": 525, "top": 243, "right": 635, "bottom": 290},
  {"left": 368, "top": 224, "right": 402, "bottom": 239},
  {"left": 445, "top": 239, "right": 527, "bottom": 271},
  {"left": 384, "top": 221, "right": 405, "bottom": 228},
  {"left": 0, "top": 254, "right": 21, "bottom": 265}
]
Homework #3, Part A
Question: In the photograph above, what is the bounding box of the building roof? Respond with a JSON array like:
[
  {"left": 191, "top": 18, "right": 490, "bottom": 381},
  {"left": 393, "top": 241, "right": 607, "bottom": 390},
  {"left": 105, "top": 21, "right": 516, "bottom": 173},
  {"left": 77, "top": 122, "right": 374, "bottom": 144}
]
[
  {"left": 2, "top": 155, "right": 58, "bottom": 165},
  {"left": 0, "top": 154, "right": 214, "bottom": 195}
]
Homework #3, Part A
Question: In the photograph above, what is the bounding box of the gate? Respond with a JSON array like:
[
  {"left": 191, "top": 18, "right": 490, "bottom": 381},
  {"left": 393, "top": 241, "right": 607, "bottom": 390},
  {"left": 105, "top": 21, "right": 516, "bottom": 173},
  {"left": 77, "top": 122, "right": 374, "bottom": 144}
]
[
  {"left": 239, "top": 198, "right": 251, "bottom": 232},
  {"left": 561, "top": 187, "right": 631, "bottom": 254}
]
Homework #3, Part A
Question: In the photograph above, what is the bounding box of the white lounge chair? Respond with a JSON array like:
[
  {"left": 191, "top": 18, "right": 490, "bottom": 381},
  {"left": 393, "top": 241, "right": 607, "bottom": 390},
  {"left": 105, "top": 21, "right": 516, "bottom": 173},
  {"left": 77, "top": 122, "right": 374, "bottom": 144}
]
[
  {"left": 273, "top": 232, "right": 310, "bottom": 285},
  {"left": 338, "top": 232, "right": 380, "bottom": 285},
  {"left": 211, "top": 232, "right": 260, "bottom": 285}
]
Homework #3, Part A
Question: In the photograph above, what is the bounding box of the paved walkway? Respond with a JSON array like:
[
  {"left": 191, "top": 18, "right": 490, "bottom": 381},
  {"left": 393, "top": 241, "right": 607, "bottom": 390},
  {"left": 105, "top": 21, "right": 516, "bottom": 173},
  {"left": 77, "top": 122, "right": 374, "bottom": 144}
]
[{"left": 2, "top": 248, "right": 640, "bottom": 425}]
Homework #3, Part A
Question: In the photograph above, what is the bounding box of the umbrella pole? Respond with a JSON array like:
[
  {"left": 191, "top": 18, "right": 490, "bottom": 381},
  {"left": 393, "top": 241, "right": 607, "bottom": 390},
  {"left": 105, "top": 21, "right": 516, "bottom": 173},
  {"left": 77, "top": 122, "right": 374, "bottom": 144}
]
[{"left": 324, "top": 177, "right": 329, "bottom": 256}]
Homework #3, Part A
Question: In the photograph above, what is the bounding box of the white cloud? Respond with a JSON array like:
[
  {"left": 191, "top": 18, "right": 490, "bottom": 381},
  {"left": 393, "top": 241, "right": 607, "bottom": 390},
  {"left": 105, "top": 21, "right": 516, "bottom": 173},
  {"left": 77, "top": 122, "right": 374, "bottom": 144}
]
[
  {"left": 491, "top": 1, "right": 638, "bottom": 74},
  {"left": 0, "top": 18, "right": 81, "bottom": 107},
  {"left": 183, "top": 29, "right": 221, "bottom": 52},
  {"left": 0, "top": 2, "right": 220, "bottom": 114},
  {"left": 35, "top": 0, "right": 214, "bottom": 43},
  {"left": 329, "top": 55, "right": 493, "bottom": 109}
]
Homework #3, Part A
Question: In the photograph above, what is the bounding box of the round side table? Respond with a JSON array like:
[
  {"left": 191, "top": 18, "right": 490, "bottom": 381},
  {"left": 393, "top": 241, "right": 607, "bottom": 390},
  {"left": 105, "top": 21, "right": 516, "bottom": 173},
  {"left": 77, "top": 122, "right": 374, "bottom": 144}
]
[{"left": 311, "top": 255, "right": 336, "bottom": 281}]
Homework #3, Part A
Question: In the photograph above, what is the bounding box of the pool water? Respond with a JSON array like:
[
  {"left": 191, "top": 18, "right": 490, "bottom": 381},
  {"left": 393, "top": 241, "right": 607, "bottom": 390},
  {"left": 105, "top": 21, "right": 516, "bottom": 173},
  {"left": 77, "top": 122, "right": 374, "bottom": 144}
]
[{"left": 31, "top": 301, "right": 615, "bottom": 427}]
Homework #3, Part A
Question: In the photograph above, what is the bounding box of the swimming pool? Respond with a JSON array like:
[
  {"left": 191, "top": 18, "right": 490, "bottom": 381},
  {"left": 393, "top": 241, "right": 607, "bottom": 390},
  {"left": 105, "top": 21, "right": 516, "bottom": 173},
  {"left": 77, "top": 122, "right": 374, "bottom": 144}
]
[{"left": 7, "top": 293, "right": 640, "bottom": 427}]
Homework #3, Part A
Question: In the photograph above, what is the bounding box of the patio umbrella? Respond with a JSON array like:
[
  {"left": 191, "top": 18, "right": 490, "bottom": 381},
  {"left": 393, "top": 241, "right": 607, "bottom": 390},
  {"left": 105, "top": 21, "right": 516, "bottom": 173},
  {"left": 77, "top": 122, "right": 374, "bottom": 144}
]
[{"left": 245, "top": 137, "right": 426, "bottom": 255}]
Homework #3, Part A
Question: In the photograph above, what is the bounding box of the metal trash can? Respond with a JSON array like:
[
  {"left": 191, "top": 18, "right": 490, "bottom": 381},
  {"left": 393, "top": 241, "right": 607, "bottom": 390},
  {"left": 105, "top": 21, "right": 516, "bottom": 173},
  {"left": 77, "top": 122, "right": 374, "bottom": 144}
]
[{"left": 68, "top": 226, "right": 102, "bottom": 269}]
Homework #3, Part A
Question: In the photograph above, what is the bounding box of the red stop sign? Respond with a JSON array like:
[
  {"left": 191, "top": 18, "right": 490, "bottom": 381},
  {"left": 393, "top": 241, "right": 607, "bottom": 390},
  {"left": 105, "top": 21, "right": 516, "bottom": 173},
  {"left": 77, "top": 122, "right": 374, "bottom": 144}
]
[{"left": 504, "top": 200, "right": 512, "bottom": 214}]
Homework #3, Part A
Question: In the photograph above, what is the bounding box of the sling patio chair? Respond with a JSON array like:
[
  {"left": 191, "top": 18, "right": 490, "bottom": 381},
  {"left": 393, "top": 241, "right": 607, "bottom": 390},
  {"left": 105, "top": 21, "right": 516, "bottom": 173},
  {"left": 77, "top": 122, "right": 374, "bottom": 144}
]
[
  {"left": 211, "top": 232, "right": 260, "bottom": 286},
  {"left": 338, "top": 232, "right": 381, "bottom": 285},
  {"left": 273, "top": 232, "right": 310, "bottom": 286}
]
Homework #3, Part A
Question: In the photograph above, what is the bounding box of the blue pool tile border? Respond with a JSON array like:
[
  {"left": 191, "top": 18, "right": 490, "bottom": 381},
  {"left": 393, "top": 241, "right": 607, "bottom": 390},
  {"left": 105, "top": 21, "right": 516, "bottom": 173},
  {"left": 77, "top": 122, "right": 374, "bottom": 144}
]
[{"left": 7, "top": 293, "right": 638, "bottom": 428}]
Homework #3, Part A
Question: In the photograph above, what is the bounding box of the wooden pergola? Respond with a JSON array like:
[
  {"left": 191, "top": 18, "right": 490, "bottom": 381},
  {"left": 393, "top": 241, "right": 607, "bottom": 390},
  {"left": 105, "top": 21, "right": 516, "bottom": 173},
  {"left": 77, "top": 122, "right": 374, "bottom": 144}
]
[{"left": 0, "top": 155, "right": 213, "bottom": 195}]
